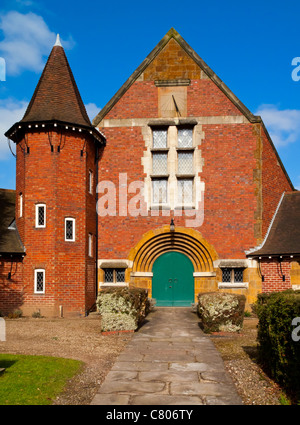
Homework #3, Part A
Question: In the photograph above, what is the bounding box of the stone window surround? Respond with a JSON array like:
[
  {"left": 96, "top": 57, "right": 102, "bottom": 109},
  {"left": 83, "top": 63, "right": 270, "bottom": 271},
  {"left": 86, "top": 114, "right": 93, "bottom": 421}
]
[
  {"left": 215, "top": 259, "right": 250, "bottom": 289},
  {"left": 142, "top": 120, "right": 205, "bottom": 211},
  {"left": 98, "top": 259, "right": 132, "bottom": 287}
]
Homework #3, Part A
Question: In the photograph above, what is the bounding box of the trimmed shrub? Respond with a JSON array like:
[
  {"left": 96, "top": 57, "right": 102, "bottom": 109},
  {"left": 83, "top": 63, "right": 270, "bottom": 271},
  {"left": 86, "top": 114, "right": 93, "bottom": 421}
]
[
  {"left": 96, "top": 287, "right": 150, "bottom": 332},
  {"left": 255, "top": 290, "right": 300, "bottom": 402},
  {"left": 197, "top": 292, "right": 246, "bottom": 333},
  {"left": 7, "top": 309, "right": 22, "bottom": 319}
]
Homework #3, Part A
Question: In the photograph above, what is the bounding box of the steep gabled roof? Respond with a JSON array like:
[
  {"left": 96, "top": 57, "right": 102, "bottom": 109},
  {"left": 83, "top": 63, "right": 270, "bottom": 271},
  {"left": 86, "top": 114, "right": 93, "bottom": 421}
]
[
  {"left": 0, "top": 189, "right": 24, "bottom": 255},
  {"left": 21, "top": 36, "right": 91, "bottom": 127},
  {"left": 93, "top": 28, "right": 260, "bottom": 126},
  {"left": 92, "top": 28, "right": 294, "bottom": 190},
  {"left": 246, "top": 191, "right": 300, "bottom": 257}
]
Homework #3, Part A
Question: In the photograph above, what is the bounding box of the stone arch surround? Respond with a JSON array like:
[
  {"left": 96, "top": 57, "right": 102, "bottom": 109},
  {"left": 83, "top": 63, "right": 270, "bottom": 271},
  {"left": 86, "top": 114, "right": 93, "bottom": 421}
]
[{"left": 127, "top": 226, "right": 219, "bottom": 300}]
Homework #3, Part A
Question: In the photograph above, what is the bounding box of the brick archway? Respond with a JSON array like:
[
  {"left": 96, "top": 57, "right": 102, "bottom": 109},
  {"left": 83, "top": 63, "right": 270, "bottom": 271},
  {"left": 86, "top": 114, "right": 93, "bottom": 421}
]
[{"left": 127, "top": 226, "right": 219, "bottom": 299}]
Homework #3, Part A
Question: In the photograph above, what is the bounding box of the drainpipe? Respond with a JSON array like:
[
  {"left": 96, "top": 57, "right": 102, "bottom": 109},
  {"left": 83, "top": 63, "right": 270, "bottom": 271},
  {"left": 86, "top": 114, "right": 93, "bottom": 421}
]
[{"left": 95, "top": 144, "right": 99, "bottom": 303}]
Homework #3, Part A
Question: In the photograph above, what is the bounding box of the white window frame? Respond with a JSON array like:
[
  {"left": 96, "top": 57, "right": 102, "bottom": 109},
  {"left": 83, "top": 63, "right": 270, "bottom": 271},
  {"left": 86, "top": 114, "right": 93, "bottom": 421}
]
[
  {"left": 35, "top": 203, "right": 46, "bottom": 228},
  {"left": 65, "top": 217, "right": 75, "bottom": 242},
  {"left": 19, "top": 193, "right": 23, "bottom": 218},
  {"left": 88, "top": 233, "right": 93, "bottom": 257},
  {"left": 89, "top": 170, "right": 93, "bottom": 194},
  {"left": 34, "top": 269, "right": 45, "bottom": 294}
]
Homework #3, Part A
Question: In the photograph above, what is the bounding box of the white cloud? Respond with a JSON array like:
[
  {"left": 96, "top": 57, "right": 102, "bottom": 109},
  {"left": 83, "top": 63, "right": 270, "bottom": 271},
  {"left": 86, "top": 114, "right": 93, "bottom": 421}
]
[
  {"left": 85, "top": 102, "right": 101, "bottom": 122},
  {"left": 0, "top": 98, "right": 28, "bottom": 159},
  {"left": 0, "top": 11, "right": 75, "bottom": 75},
  {"left": 255, "top": 104, "right": 300, "bottom": 148}
]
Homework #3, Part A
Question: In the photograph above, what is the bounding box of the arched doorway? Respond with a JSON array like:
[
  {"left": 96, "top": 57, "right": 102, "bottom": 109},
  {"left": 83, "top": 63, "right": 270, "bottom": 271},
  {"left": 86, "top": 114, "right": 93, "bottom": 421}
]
[
  {"left": 152, "top": 251, "right": 194, "bottom": 306},
  {"left": 127, "top": 226, "right": 219, "bottom": 303}
]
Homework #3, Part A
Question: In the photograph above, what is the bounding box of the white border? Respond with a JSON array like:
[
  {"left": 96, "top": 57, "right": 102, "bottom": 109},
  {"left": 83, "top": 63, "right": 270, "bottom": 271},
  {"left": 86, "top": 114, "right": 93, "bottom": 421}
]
[
  {"left": 35, "top": 204, "right": 46, "bottom": 228},
  {"left": 34, "top": 269, "right": 45, "bottom": 294},
  {"left": 65, "top": 217, "right": 75, "bottom": 242}
]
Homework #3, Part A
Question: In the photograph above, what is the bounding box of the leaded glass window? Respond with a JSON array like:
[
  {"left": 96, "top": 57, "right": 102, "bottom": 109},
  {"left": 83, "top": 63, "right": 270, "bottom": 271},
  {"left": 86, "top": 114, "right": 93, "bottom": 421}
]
[
  {"left": 153, "top": 129, "right": 167, "bottom": 148},
  {"left": 177, "top": 179, "right": 193, "bottom": 205},
  {"left": 116, "top": 269, "right": 125, "bottom": 283},
  {"left": 234, "top": 268, "right": 244, "bottom": 283},
  {"left": 178, "top": 152, "right": 193, "bottom": 174},
  {"left": 178, "top": 128, "right": 193, "bottom": 148},
  {"left": 152, "top": 179, "right": 168, "bottom": 204},
  {"left": 222, "top": 268, "right": 232, "bottom": 283},
  {"left": 104, "top": 269, "right": 114, "bottom": 283},
  {"left": 103, "top": 268, "right": 125, "bottom": 284},
  {"left": 152, "top": 152, "right": 168, "bottom": 175},
  {"left": 65, "top": 218, "right": 75, "bottom": 241},
  {"left": 34, "top": 269, "right": 45, "bottom": 293},
  {"left": 35, "top": 204, "right": 46, "bottom": 228},
  {"left": 222, "top": 268, "right": 244, "bottom": 283}
]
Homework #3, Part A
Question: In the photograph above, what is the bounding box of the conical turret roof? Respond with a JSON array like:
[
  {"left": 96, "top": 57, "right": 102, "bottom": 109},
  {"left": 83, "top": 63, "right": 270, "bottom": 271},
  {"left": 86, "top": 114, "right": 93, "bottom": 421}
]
[
  {"left": 5, "top": 35, "right": 105, "bottom": 145},
  {"left": 21, "top": 35, "right": 91, "bottom": 127}
]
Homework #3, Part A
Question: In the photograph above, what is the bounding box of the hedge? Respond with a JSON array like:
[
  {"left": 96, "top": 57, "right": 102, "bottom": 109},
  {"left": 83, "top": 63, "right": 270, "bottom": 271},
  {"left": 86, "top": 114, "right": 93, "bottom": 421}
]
[
  {"left": 255, "top": 290, "right": 300, "bottom": 402},
  {"left": 96, "top": 287, "right": 150, "bottom": 332}
]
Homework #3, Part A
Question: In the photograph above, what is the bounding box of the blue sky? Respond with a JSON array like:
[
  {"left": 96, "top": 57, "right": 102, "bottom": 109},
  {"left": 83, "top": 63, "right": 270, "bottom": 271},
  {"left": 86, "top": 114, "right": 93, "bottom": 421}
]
[{"left": 0, "top": 0, "right": 299, "bottom": 190}]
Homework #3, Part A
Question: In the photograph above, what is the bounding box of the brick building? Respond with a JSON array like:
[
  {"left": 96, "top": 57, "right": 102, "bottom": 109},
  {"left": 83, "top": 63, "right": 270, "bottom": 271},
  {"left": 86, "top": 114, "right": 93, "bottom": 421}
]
[{"left": 0, "top": 29, "right": 299, "bottom": 316}]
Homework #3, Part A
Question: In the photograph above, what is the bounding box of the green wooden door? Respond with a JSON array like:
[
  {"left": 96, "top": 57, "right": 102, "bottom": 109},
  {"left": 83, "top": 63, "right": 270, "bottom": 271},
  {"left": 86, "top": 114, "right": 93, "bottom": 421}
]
[{"left": 152, "top": 251, "right": 194, "bottom": 307}]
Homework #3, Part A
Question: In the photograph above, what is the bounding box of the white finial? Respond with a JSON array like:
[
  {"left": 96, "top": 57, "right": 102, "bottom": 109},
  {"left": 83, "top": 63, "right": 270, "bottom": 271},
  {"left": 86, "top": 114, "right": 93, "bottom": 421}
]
[{"left": 54, "top": 34, "right": 62, "bottom": 47}]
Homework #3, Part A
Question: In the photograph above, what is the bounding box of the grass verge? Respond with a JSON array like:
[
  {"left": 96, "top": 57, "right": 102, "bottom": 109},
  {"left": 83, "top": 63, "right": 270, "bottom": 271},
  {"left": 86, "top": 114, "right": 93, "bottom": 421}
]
[{"left": 0, "top": 354, "right": 82, "bottom": 405}]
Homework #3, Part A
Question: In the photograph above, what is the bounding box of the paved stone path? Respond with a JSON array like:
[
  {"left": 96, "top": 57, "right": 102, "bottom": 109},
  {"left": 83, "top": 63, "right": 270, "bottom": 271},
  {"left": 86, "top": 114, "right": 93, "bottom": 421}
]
[{"left": 91, "top": 307, "right": 243, "bottom": 405}]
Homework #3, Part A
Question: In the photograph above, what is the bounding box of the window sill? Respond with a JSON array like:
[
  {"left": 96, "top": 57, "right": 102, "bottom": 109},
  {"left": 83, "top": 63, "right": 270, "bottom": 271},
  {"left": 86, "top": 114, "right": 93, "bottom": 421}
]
[
  {"left": 151, "top": 148, "right": 169, "bottom": 152},
  {"left": 176, "top": 147, "right": 195, "bottom": 151},
  {"left": 100, "top": 283, "right": 127, "bottom": 287},
  {"left": 218, "top": 282, "right": 249, "bottom": 289},
  {"left": 176, "top": 174, "right": 195, "bottom": 178},
  {"left": 150, "top": 174, "right": 169, "bottom": 178},
  {"left": 150, "top": 204, "right": 171, "bottom": 210},
  {"left": 174, "top": 204, "right": 195, "bottom": 210}
]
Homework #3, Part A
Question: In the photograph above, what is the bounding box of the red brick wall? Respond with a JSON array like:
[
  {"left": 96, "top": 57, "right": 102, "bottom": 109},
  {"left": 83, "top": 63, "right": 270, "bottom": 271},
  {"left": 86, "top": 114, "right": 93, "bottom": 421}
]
[
  {"left": 15, "top": 129, "right": 97, "bottom": 316},
  {"left": 97, "top": 39, "right": 293, "bottom": 263},
  {"left": 97, "top": 123, "right": 259, "bottom": 260},
  {"left": 261, "top": 260, "right": 292, "bottom": 292},
  {"left": 261, "top": 129, "right": 293, "bottom": 237},
  {"left": 187, "top": 79, "right": 242, "bottom": 117},
  {"left": 0, "top": 257, "right": 24, "bottom": 315}
]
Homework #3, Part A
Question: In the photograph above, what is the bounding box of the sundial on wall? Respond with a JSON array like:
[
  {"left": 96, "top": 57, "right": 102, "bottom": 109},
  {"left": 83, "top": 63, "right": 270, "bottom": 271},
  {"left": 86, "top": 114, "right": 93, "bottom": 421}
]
[{"left": 158, "top": 86, "right": 187, "bottom": 118}]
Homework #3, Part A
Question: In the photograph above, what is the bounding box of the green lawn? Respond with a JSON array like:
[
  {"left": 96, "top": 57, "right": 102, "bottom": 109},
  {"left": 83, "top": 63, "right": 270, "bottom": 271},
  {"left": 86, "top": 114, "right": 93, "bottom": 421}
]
[{"left": 0, "top": 354, "right": 82, "bottom": 405}]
